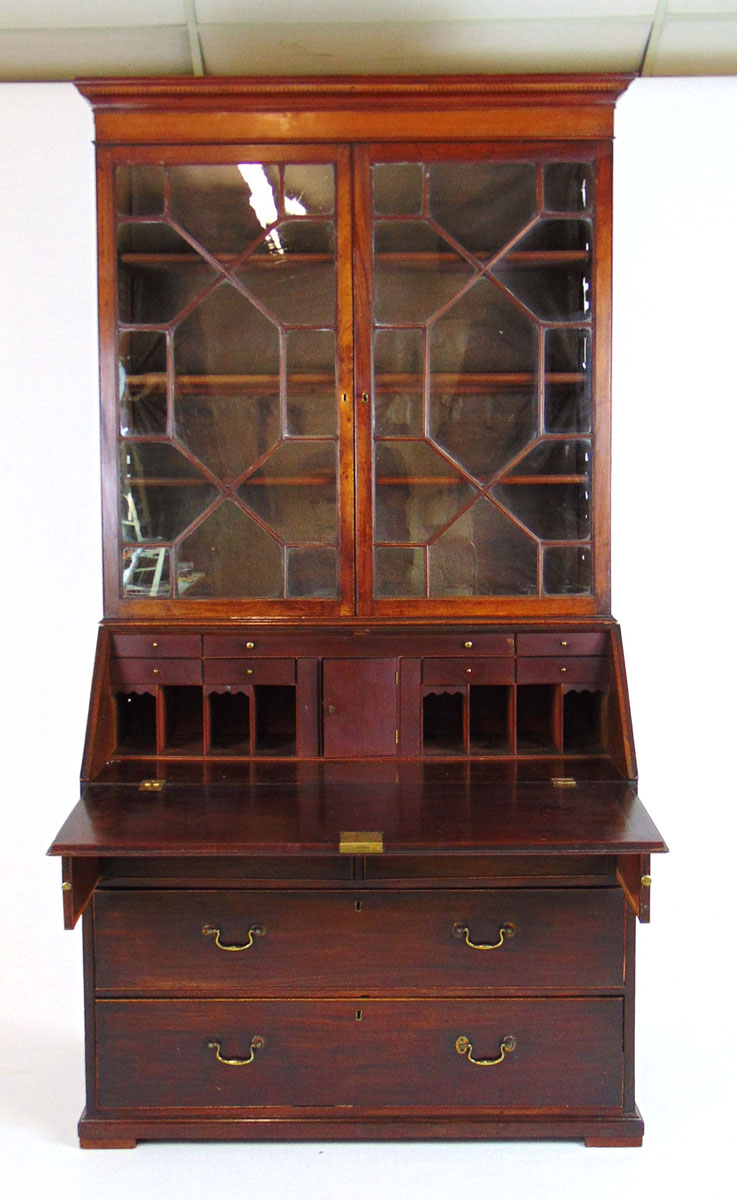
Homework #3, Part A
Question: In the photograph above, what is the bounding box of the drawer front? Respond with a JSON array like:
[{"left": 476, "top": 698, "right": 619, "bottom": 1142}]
[
  {"left": 203, "top": 633, "right": 515, "bottom": 658},
  {"left": 110, "top": 658, "right": 202, "bottom": 685},
  {"left": 517, "top": 657, "right": 608, "bottom": 686},
  {"left": 110, "top": 634, "right": 201, "bottom": 658},
  {"left": 93, "top": 888, "right": 624, "bottom": 995},
  {"left": 517, "top": 633, "right": 608, "bottom": 657},
  {"left": 203, "top": 659, "right": 296, "bottom": 686},
  {"left": 423, "top": 658, "right": 515, "bottom": 686},
  {"left": 95, "top": 997, "right": 624, "bottom": 1111}
]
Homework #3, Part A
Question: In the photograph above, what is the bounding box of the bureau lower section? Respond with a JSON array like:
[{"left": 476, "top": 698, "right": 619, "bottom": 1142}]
[{"left": 77, "top": 872, "right": 644, "bottom": 1148}]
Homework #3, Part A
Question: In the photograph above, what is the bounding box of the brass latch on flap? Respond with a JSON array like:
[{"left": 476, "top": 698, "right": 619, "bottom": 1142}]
[{"left": 339, "top": 831, "right": 384, "bottom": 854}]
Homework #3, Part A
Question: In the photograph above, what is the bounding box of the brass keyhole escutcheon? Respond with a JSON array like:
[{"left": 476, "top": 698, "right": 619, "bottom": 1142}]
[{"left": 354, "top": 899, "right": 362, "bottom": 912}]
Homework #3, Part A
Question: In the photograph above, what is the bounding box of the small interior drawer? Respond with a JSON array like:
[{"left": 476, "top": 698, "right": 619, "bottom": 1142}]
[
  {"left": 517, "top": 633, "right": 608, "bottom": 657},
  {"left": 110, "top": 658, "right": 202, "bottom": 685},
  {"left": 203, "top": 659, "right": 296, "bottom": 686},
  {"left": 110, "top": 634, "right": 201, "bottom": 658},
  {"left": 423, "top": 658, "right": 515, "bottom": 685},
  {"left": 517, "top": 657, "right": 608, "bottom": 686}
]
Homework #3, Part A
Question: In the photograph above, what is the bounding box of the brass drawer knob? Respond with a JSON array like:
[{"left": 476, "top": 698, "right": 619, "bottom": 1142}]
[
  {"left": 246, "top": 641, "right": 255, "bottom": 649},
  {"left": 464, "top": 641, "right": 473, "bottom": 648},
  {"left": 153, "top": 668, "right": 159, "bottom": 675},
  {"left": 453, "top": 921, "right": 514, "bottom": 950},
  {"left": 246, "top": 668, "right": 254, "bottom": 675},
  {"left": 561, "top": 640, "right": 568, "bottom": 647},
  {"left": 202, "top": 924, "right": 266, "bottom": 952},
  {"left": 152, "top": 641, "right": 158, "bottom": 648},
  {"left": 560, "top": 667, "right": 567, "bottom": 673},
  {"left": 465, "top": 667, "right": 472, "bottom": 674},
  {"left": 207, "top": 1036, "right": 264, "bottom": 1066},
  {"left": 456, "top": 1034, "right": 516, "bottom": 1066}
]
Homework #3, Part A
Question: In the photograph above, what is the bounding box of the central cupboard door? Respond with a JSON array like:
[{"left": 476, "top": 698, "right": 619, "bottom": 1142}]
[{"left": 109, "top": 141, "right": 604, "bottom": 617}]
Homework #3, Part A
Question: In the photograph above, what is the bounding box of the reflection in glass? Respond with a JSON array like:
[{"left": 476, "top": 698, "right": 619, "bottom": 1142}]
[
  {"left": 122, "top": 546, "right": 171, "bottom": 597},
  {"left": 505, "top": 439, "right": 591, "bottom": 478},
  {"left": 429, "top": 498, "right": 537, "bottom": 596},
  {"left": 430, "top": 388, "right": 537, "bottom": 482},
  {"left": 115, "top": 165, "right": 165, "bottom": 216},
  {"left": 286, "top": 330, "right": 336, "bottom": 436},
  {"left": 493, "top": 482, "right": 590, "bottom": 541},
  {"left": 239, "top": 441, "right": 337, "bottom": 544},
  {"left": 170, "top": 164, "right": 279, "bottom": 257},
  {"left": 286, "top": 547, "right": 338, "bottom": 598},
  {"left": 544, "top": 162, "right": 593, "bottom": 213},
  {"left": 493, "top": 260, "right": 590, "bottom": 323},
  {"left": 174, "top": 282, "right": 280, "bottom": 376},
  {"left": 119, "top": 331, "right": 167, "bottom": 435},
  {"left": 374, "top": 222, "right": 474, "bottom": 325},
  {"left": 372, "top": 163, "right": 423, "bottom": 214},
  {"left": 374, "top": 328, "right": 425, "bottom": 435},
  {"left": 544, "top": 546, "right": 592, "bottom": 595},
  {"left": 429, "top": 162, "right": 537, "bottom": 259},
  {"left": 374, "top": 441, "right": 475, "bottom": 544},
  {"left": 430, "top": 276, "right": 536, "bottom": 374},
  {"left": 374, "top": 547, "right": 425, "bottom": 598},
  {"left": 176, "top": 388, "right": 280, "bottom": 483},
  {"left": 120, "top": 439, "right": 217, "bottom": 543},
  {"left": 283, "top": 165, "right": 335, "bottom": 214},
  {"left": 237, "top": 221, "right": 336, "bottom": 327},
  {"left": 118, "top": 223, "right": 216, "bottom": 325},
  {"left": 177, "top": 501, "right": 282, "bottom": 598}
]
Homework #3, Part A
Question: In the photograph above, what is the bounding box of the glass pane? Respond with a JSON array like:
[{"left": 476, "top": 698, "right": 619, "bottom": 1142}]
[
  {"left": 493, "top": 261, "right": 590, "bottom": 323},
  {"left": 373, "top": 221, "right": 475, "bottom": 325},
  {"left": 372, "top": 163, "right": 423, "bottom": 215},
  {"left": 492, "top": 482, "right": 591, "bottom": 541},
  {"left": 430, "top": 387, "right": 537, "bottom": 482},
  {"left": 174, "top": 282, "right": 280, "bottom": 376},
  {"left": 120, "top": 442, "right": 217, "bottom": 542},
  {"left": 286, "top": 547, "right": 338, "bottom": 598},
  {"left": 428, "top": 162, "right": 537, "bottom": 259},
  {"left": 544, "top": 162, "right": 593, "bottom": 212},
  {"left": 512, "top": 219, "right": 591, "bottom": 253},
  {"left": 286, "top": 330, "right": 337, "bottom": 436},
  {"left": 175, "top": 387, "right": 280, "bottom": 484},
  {"left": 122, "top": 546, "right": 171, "bottom": 597},
  {"left": 236, "top": 221, "right": 336, "bottom": 327},
  {"left": 544, "top": 546, "right": 592, "bottom": 595},
  {"left": 177, "top": 500, "right": 283, "bottom": 598},
  {"left": 374, "top": 546, "right": 425, "bottom": 597},
  {"left": 170, "top": 164, "right": 279, "bottom": 257},
  {"left": 504, "top": 439, "right": 591, "bottom": 478},
  {"left": 118, "top": 223, "right": 216, "bottom": 325},
  {"left": 430, "top": 276, "right": 537, "bottom": 374},
  {"left": 429, "top": 498, "right": 537, "bottom": 596},
  {"left": 374, "top": 441, "right": 476, "bottom": 544},
  {"left": 238, "top": 441, "right": 337, "bottom": 544},
  {"left": 545, "top": 327, "right": 592, "bottom": 433},
  {"left": 284, "top": 165, "right": 335, "bottom": 215},
  {"left": 119, "top": 331, "right": 167, "bottom": 436},
  {"left": 115, "top": 165, "right": 165, "bottom": 216},
  {"left": 374, "top": 328, "right": 425, "bottom": 436}
]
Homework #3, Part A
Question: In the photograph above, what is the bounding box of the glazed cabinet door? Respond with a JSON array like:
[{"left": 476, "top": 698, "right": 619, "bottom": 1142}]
[
  {"left": 104, "top": 144, "right": 355, "bottom": 617},
  {"left": 353, "top": 143, "right": 611, "bottom": 617}
]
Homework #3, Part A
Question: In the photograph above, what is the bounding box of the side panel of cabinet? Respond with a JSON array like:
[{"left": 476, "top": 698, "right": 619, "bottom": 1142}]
[{"left": 322, "top": 659, "right": 398, "bottom": 757}]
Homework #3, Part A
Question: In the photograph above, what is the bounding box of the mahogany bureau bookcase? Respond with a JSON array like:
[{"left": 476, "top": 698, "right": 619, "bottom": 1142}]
[{"left": 49, "top": 75, "right": 666, "bottom": 1149}]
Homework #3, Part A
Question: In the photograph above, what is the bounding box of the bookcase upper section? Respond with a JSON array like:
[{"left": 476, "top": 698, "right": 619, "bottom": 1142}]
[{"left": 80, "top": 75, "right": 631, "bottom": 620}]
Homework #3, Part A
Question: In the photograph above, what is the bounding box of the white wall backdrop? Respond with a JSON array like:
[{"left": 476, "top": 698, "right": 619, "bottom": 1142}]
[{"left": 0, "top": 77, "right": 734, "bottom": 1198}]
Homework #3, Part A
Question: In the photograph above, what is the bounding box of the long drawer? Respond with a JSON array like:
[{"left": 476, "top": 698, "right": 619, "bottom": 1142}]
[
  {"left": 93, "top": 888, "right": 625, "bottom": 994},
  {"left": 94, "top": 997, "right": 624, "bottom": 1111}
]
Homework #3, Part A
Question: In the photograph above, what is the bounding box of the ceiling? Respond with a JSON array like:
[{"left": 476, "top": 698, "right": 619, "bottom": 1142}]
[{"left": 0, "top": 1, "right": 735, "bottom": 80}]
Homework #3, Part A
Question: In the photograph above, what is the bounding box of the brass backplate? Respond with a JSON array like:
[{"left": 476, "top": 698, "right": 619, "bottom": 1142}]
[
  {"left": 339, "top": 831, "right": 384, "bottom": 854},
  {"left": 138, "top": 779, "right": 165, "bottom": 792}
]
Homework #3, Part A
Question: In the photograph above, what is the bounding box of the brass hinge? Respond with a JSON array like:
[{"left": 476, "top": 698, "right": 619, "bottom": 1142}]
[
  {"left": 551, "top": 777, "right": 577, "bottom": 788},
  {"left": 340, "top": 831, "right": 384, "bottom": 854},
  {"left": 138, "top": 778, "right": 165, "bottom": 792}
]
